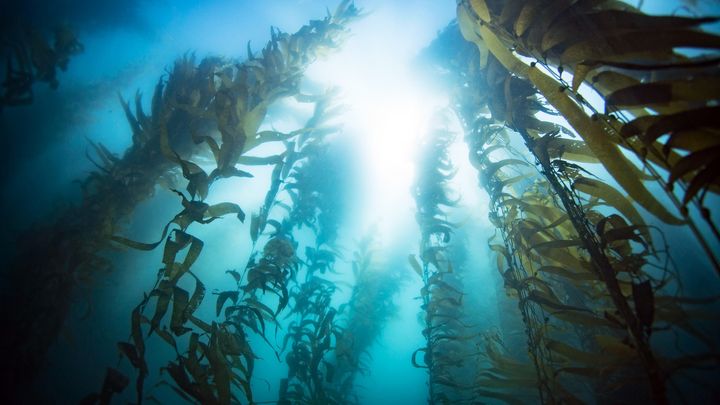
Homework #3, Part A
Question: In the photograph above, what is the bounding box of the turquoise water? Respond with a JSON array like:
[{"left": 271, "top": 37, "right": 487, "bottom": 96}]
[{"left": 1, "top": 1, "right": 719, "bottom": 403}]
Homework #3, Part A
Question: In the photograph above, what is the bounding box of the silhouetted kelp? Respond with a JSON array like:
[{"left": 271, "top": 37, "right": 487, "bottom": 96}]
[
  {"left": 1, "top": 23, "right": 83, "bottom": 109},
  {"left": 2, "top": 2, "right": 359, "bottom": 402},
  {"left": 4, "top": 0, "right": 720, "bottom": 403},
  {"left": 330, "top": 235, "right": 405, "bottom": 403},
  {"left": 416, "top": 2, "right": 720, "bottom": 403}
]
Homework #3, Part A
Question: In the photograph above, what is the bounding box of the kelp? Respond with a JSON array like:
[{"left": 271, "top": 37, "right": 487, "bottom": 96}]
[
  {"left": 458, "top": 0, "right": 720, "bottom": 273},
  {"left": 110, "top": 86, "right": 353, "bottom": 403},
  {"left": 330, "top": 235, "right": 405, "bottom": 403},
  {"left": 0, "top": 23, "right": 84, "bottom": 109},
  {"left": 412, "top": 120, "right": 484, "bottom": 404},
  {"left": 428, "top": 11, "right": 720, "bottom": 403},
  {"left": 1, "top": 2, "right": 358, "bottom": 403}
]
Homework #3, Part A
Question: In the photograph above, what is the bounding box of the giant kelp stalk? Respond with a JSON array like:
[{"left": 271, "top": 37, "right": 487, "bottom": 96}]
[
  {"left": 456, "top": 0, "right": 720, "bottom": 274},
  {"left": 276, "top": 134, "right": 351, "bottom": 403},
  {"left": 454, "top": 1, "right": 720, "bottom": 402},
  {"left": 0, "top": 23, "right": 84, "bottom": 109},
  {"left": 0, "top": 2, "right": 359, "bottom": 400},
  {"left": 101, "top": 89, "right": 351, "bottom": 404},
  {"left": 411, "top": 120, "right": 482, "bottom": 403},
  {"left": 329, "top": 235, "right": 405, "bottom": 403},
  {"left": 422, "top": 4, "right": 719, "bottom": 403}
]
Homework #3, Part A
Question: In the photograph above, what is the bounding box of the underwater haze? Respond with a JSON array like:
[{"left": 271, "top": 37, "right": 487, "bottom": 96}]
[{"left": 1, "top": 0, "right": 720, "bottom": 404}]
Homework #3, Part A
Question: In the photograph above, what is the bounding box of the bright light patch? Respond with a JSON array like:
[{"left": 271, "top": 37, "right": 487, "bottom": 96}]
[{"left": 305, "top": 4, "right": 450, "bottom": 242}]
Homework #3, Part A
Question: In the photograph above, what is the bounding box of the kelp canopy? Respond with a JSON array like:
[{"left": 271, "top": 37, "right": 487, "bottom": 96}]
[{"left": 0, "top": 0, "right": 719, "bottom": 403}]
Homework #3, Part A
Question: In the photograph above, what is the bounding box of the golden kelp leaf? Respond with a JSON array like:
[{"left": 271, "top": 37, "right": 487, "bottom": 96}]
[
  {"left": 469, "top": 0, "right": 491, "bottom": 22},
  {"left": 478, "top": 24, "right": 530, "bottom": 76},
  {"left": 560, "top": 30, "right": 720, "bottom": 66},
  {"left": 474, "top": 388, "right": 527, "bottom": 405},
  {"left": 408, "top": 254, "right": 423, "bottom": 279},
  {"left": 595, "top": 335, "right": 636, "bottom": 360},
  {"left": 184, "top": 277, "right": 205, "bottom": 320},
  {"left": 542, "top": 11, "right": 718, "bottom": 55},
  {"left": 205, "top": 202, "right": 246, "bottom": 223},
  {"left": 538, "top": 265, "right": 596, "bottom": 282},
  {"left": 668, "top": 145, "right": 720, "bottom": 189},
  {"left": 531, "top": 239, "right": 583, "bottom": 251},
  {"left": 573, "top": 177, "right": 651, "bottom": 242},
  {"left": 526, "top": 289, "right": 588, "bottom": 313},
  {"left": 606, "top": 77, "right": 720, "bottom": 108},
  {"left": 547, "top": 339, "right": 614, "bottom": 366},
  {"left": 542, "top": 137, "right": 599, "bottom": 163},
  {"left": 552, "top": 309, "right": 616, "bottom": 328},
  {"left": 665, "top": 130, "right": 720, "bottom": 154},
  {"left": 526, "top": 65, "right": 683, "bottom": 224},
  {"left": 237, "top": 155, "right": 284, "bottom": 166},
  {"left": 590, "top": 70, "right": 640, "bottom": 97},
  {"left": 571, "top": 62, "right": 598, "bottom": 92},
  {"left": 683, "top": 159, "right": 720, "bottom": 205}
]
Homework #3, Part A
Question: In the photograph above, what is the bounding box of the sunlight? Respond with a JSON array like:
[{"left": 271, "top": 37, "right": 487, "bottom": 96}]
[{"left": 305, "top": 3, "right": 450, "bottom": 241}]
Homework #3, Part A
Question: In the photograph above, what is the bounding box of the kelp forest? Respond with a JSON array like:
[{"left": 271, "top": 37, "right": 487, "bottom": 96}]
[{"left": 1, "top": 0, "right": 719, "bottom": 403}]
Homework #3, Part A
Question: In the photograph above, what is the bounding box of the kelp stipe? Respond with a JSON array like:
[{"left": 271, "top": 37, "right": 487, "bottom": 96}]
[
  {"left": 4, "top": 2, "right": 360, "bottom": 403},
  {"left": 419, "top": 4, "right": 720, "bottom": 402},
  {"left": 457, "top": 0, "right": 720, "bottom": 275}
]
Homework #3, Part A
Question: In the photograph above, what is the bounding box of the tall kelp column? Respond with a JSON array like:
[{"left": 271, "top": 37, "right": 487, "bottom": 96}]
[
  {"left": 0, "top": 2, "right": 359, "bottom": 401},
  {"left": 422, "top": 1, "right": 720, "bottom": 403}
]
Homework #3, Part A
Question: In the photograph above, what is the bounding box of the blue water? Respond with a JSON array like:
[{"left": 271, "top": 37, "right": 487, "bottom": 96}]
[{"left": 1, "top": 0, "right": 719, "bottom": 404}]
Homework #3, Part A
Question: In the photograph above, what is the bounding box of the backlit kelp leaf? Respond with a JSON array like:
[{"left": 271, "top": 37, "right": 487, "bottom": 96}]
[
  {"left": 668, "top": 145, "right": 720, "bottom": 197},
  {"left": 412, "top": 348, "right": 429, "bottom": 368},
  {"left": 225, "top": 270, "right": 242, "bottom": 285},
  {"left": 170, "top": 287, "right": 191, "bottom": 336},
  {"left": 606, "top": 77, "right": 720, "bottom": 108},
  {"left": 149, "top": 280, "right": 173, "bottom": 336},
  {"left": 526, "top": 289, "right": 589, "bottom": 313},
  {"left": 205, "top": 202, "right": 246, "bottom": 223},
  {"left": 525, "top": 65, "right": 683, "bottom": 225},
  {"left": 638, "top": 107, "right": 720, "bottom": 148},
  {"left": 469, "top": 0, "right": 491, "bottom": 22},
  {"left": 540, "top": 137, "right": 599, "bottom": 164},
  {"left": 473, "top": 22, "right": 681, "bottom": 227},
  {"left": 683, "top": 159, "right": 720, "bottom": 205},
  {"left": 202, "top": 332, "right": 231, "bottom": 405},
  {"left": 546, "top": 339, "right": 614, "bottom": 366},
  {"left": 595, "top": 335, "right": 637, "bottom": 359},
  {"left": 530, "top": 239, "right": 582, "bottom": 251},
  {"left": 552, "top": 309, "right": 616, "bottom": 328},
  {"left": 175, "top": 154, "right": 210, "bottom": 200},
  {"left": 665, "top": 130, "right": 720, "bottom": 154},
  {"left": 484, "top": 158, "right": 531, "bottom": 179},
  {"left": 237, "top": 155, "right": 284, "bottom": 166},
  {"left": 538, "top": 265, "right": 596, "bottom": 282},
  {"left": 250, "top": 213, "right": 261, "bottom": 242},
  {"left": 559, "top": 30, "right": 720, "bottom": 66},
  {"left": 408, "top": 254, "right": 423, "bottom": 279},
  {"left": 163, "top": 361, "right": 216, "bottom": 404},
  {"left": 184, "top": 273, "right": 205, "bottom": 319},
  {"left": 215, "top": 291, "right": 239, "bottom": 317},
  {"left": 573, "top": 177, "right": 650, "bottom": 242}
]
